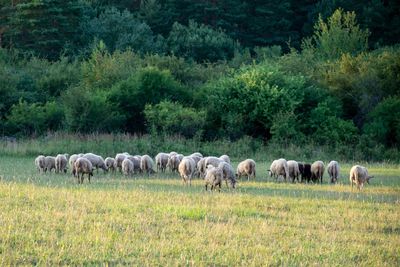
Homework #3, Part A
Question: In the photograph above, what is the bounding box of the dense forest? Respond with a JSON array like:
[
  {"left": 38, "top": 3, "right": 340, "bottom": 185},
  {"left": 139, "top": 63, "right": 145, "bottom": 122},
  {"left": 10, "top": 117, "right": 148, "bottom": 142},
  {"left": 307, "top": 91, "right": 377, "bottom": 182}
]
[{"left": 0, "top": 0, "right": 399, "bottom": 160}]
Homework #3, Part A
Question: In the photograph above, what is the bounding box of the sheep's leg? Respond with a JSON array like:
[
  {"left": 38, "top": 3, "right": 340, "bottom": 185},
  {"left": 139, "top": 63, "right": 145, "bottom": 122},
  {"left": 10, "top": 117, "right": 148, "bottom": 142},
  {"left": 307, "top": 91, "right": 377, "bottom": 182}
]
[{"left": 205, "top": 184, "right": 208, "bottom": 191}]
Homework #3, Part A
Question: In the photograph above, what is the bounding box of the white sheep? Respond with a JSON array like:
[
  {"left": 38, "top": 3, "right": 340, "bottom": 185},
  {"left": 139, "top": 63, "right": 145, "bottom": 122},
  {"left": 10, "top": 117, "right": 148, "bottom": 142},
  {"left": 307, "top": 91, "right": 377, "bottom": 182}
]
[
  {"left": 327, "top": 160, "right": 340, "bottom": 183},
  {"left": 122, "top": 158, "right": 134, "bottom": 176},
  {"left": 204, "top": 156, "right": 223, "bottom": 168},
  {"left": 268, "top": 159, "right": 288, "bottom": 182},
  {"left": 34, "top": 155, "right": 45, "bottom": 173},
  {"left": 236, "top": 159, "right": 256, "bottom": 181},
  {"left": 105, "top": 157, "right": 116, "bottom": 172},
  {"left": 55, "top": 154, "right": 68, "bottom": 173},
  {"left": 74, "top": 157, "right": 93, "bottom": 184},
  {"left": 287, "top": 160, "right": 300, "bottom": 183},
  {"left": 155, "top": 152, "right": 169, "bottom": 173},
  {"left": 140, "top": 155, "right": 155, "bottom": 175},
  {"left": 83, "top": 153, "right": 107, "bottom": 173},
  {"left": 197, "top": 157, "right": 206, "bottom": 178},
  {"left": 114, "top": 153, "right": 128, "bottom": 173},
  {"left": 178, "top": 157, "right": 196, "bottom": 186},
  {"left": 311, "top": 161, "right": 325, "bottom": 183},
  {"left": 44, "top": 156, "right": 56, "bottom": 173},
  {"left": 204, "top": 165, "right": 224, "bottom": 191},
  {"left": 69, "top": 154, "right": 83, "bottom": 176},
  {"left": 218, "top": 161, "right": 237, "bottom": 189},
  {"left": 190, "top": 152, "right": 203, "bottom": 158},
  {"left": 349, "top": 165, "right": 373, "bottom": 190},
  {"left": 167, "top": 154, "right": 181, "bottom": 172},
  {"left": 219, "top": 155, "right": 231, "bottom": 164}
]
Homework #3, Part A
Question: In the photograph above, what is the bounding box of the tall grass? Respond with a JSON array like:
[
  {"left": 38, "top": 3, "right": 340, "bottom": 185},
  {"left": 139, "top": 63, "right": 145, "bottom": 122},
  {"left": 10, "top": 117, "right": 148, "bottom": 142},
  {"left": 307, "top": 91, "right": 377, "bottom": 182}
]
[{"left": 1, "top": 132, "right": 397, "bottom": 163}]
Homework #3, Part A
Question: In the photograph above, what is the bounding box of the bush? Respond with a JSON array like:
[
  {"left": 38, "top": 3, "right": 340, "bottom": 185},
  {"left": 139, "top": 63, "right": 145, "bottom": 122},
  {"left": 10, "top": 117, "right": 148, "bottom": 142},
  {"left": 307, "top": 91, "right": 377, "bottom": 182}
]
[{"left": 144, "top": 101, "right": 206, "bottom": 138}]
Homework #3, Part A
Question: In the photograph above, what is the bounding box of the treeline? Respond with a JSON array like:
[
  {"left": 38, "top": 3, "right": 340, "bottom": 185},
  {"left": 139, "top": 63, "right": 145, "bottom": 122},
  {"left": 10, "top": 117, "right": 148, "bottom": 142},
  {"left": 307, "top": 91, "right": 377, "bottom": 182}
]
[{"left": 0, "top": 1, "right": 399, "bottom": 161}]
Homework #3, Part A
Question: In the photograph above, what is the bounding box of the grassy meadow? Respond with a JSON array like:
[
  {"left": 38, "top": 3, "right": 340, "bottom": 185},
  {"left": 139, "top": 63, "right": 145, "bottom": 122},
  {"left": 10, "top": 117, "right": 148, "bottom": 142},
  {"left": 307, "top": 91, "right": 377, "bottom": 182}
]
[{"left": 0, "top": 155, "right": 399, "bottom": 265}]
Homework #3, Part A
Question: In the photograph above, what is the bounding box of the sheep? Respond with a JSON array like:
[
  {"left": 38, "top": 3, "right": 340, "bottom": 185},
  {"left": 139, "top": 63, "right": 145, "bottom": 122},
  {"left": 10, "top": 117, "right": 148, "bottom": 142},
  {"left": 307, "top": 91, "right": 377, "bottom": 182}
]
[
  {"left": 122, "top": 158, "right": 134, "bottom": 176},
  {"left": 327, "top": 160, "right": 340, "bottom": 183},
  {"left": 69, "top": 154, "right": 83, "bottom": 175},
  {"left": 83, "top": 153, "right": 107, "bottom": 173},
  {"left": 197, "top": 157, "right": 206, "bottom": 178},
  {"left": 44, "top": 156, "right": 56, "bottom": 173},
  {"left": 349, "top": 165, "right": 373, "bottom": 190},
  {"left": 298, "top": 163, "right": 312, "bottom": 182},
  {"left": 155, "top": 152, "right": 169, "bottom": 173},
  {"left": 74, "top": 157, "right": 93, "bottom": 184},
  {"left": 167, "top": 154, "right": 181, "bottom": 172},
  {"left": 190, "top": 152, "right": 203, "bottom": 158},
  {"left": 34, "top": 155, "right": 46, "bottom": 173},
  {"left": 105, "top": 157, "right": 116, "bottom": 172},
  {"left": 178, "top": 157, "right": 196, "bottom": 186},
  {"left": 268, "top": 159, "right": 288, "bottom": 182},
  {"left": 311, "top": 161, "right": 325, "bottom": 183},
  {"left": 125, "top": 155, "right": 141, "bottom": 174},
  {"left": 140, "top": 155, "right": 155, "bottom": 175},
  {"left": 114, "top": 153, "right": 128, "bottom": 173},
  {"left": 204, "top": 156, "right": 223, "bottom": 168},
  {"left": 237, "top": 159, "right": 256, "bottom": 181},
  {"left": 287, "top": 160, "right": 300, "bottom": 183},
  {"left": 218, "top": 161, "right": 237, "bottom": 189},
  {"left": 55, "top": 154, "right": 68, "bottom": 173},
  {"left": 204, "top": 165, "right": 224, "bottom": 191},
  {"left": 219, "top": 155, "right": 231, "bottom": 164},
  {"left": 169, "top": 151, "right": 178, "bottom": 157}
]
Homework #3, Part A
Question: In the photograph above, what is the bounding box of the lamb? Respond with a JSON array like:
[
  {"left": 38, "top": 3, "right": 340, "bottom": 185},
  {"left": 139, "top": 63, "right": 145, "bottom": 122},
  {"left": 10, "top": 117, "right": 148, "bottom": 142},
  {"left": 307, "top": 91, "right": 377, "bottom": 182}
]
[
  {"left": 105, "top": 157, "right": 116, "bottom": 172},
  {"left": 55, "top": 154, "right": 68, "bottom": 173},
  {"left": 349, "top": 165, "right": 373, "bottom": 190},
  {"left": 219, "top": 155, "right": 231, "bottom": 164},
  {"left": 122, "top": 158, "right": 134, "bottom": 176},
  {"left": 44, "top": 156, "right": 56, "bottom": 173},
  {"left": 236, "top": 159, "right": 256, "bottom": 181},
  {"left": 83, "top": 153, "right": 107, "bottom": 173},
  {"left": 34, "top": 155, "right": 46, "bottom": 173},
  {"left": 327, "top": 160, "right": 340, "bottom": 183},
  {"left": 114, "top": 153, "right": 128, "bottom": 173},
  {"left": 218, "top": 161, "right": 237, "bottom": 189},
  {"left": 74, "top": 157, "right": 93, "bottom": 184},
  {"left": 268, "top": 159, "right": 288, "bottom": 182},
  {"left": 155, "top": 152, "right": 169, "bottom": 173},
  {"left": 140, "top": 155, "right": 155, "bottom": 175},
  {"left": 204, "top": 165, "right": 224, "bottom": 191},
  {"left": 178, "top": 157, "right": 196, "bottom": 185},
  {"left": 311, "top": 161, "right": 325, "bottom": 183},
  {"left": 287, "top": 160, "right": 300, "bottom": 183}
]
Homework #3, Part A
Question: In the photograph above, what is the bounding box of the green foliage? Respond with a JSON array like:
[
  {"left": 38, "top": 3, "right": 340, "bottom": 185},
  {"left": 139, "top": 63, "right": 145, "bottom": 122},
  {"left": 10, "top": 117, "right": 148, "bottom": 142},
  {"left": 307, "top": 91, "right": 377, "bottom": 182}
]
[
  {"left": 6, "top": 100, "right": 64, "bottom": 135},
  {"left": 363, "top": 97, "right": 400, "bottom": 147},
  {"left": 302, "top": 8, "right": 369, "bottom": 60},
  {"left": 144, "top": 101, "right": 206, "bottom": 138},
  {"left": 167, "top": 20, "right": 236, "bottom": 62},
  {"left": 108, "top": 67, "right": 188, "bottom": 132}
]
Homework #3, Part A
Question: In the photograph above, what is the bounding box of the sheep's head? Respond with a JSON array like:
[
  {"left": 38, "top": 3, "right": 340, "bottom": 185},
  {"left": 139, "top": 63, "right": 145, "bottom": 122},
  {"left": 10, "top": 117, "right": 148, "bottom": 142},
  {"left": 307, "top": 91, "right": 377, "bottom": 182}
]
[
  {"left": 367, "top": 176, "right": 374, "bottom": 184},
  {"left": 267, "top": 169, "right": 272, "bottom": 177}
]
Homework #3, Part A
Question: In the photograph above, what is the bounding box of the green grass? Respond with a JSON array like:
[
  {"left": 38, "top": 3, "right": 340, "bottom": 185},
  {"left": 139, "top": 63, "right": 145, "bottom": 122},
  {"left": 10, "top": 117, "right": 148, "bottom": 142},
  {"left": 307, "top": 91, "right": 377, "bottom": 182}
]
[{"left": 0, "top": 155, "right": 399, "bottom": 265}]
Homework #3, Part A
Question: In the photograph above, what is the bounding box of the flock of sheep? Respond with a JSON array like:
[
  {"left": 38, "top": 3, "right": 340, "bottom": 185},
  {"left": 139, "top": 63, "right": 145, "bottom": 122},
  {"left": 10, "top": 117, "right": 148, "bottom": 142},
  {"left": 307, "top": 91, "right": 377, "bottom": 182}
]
[{"left": 34, "top": 152, "right": 373, "bottom": 191}]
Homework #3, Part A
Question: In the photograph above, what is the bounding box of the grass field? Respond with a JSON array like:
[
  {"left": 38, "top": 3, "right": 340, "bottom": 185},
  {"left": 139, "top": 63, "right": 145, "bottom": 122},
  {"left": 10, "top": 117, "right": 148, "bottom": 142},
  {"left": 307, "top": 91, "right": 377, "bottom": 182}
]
[{"left": 0, "top": 155, "right": 399, "bottom": 265}]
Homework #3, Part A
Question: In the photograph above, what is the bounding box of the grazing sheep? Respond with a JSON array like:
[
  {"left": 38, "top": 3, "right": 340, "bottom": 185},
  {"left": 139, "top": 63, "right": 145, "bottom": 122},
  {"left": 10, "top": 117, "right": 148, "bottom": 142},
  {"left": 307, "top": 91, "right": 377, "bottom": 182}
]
[
  {"left": 169, "top": 151, "right": 178, "bottom": 157},
  {"left": 219, "top": 155, "right": 231, "bottom": 164},
  {"left": 349, "top": 165, "right": 373, "bottom": 190},
  {"left": 69, "top": 154, "right": 84, "bottom": 176},
  {"left": 167, "top": 154, "right": 181, "bottom": 172},
  {"left": 178, "top": 157, "right": 196, "bottom": 186},
  {"left": 218, "top": 161, "right": 237, "bottom": 189},
  {"left": 298, "top": 163, "right": 312, "bottom": 182},
  {"left": 140, "top": 155, "right": 155, "bottom": 175},
  {"left": 55, "top": 154, "right": 68, "bottom": 173},
  {"left": 197, "top": 157, "right": 206, "bottom": 178},
  {"left": 155, "top": 152, "right": 169, "bottom": 173},
  {"left": 74, "top": 157, "right": 93, "bottom": 184},
  {"left": 287, "top": 160, "right": 300, "bottom": 183},
  {"left": 205, "top": 165, "right": 224, "bottom": 191},
  {"left": 327, "top": 160, "right": 340, "bottom": 183},
  {"left": 122, "top": 158, "right": 134, "bottom": 176},
  {"left": 268, "top": 159, "right": 288, "bottom": 182},
  {"left": 114, "top": 153, "right": 128, "bottom": 173},
  {"left": 44, "top": 156, "right": 56, "bottom": 173},
  {"left": 190, "top": 152, "right": 203, "bottom": 158},
  {"left": 83, "top": 153, "right": 107, "bottom": 173},
  {"left": 205, "top": 156, "right": 223, "bottom": 168},
  {"left": 105, "top": 157, "right": 116, "bottom": 172},
  {"left": 236, "top": 159, "right": 256, "bottom": 181},
  {"left": 311, "top": 161, "right": 325, "bottom": 183},
  {"left": 35, "top": 155, "right": 46, "bottom": 173}
]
